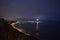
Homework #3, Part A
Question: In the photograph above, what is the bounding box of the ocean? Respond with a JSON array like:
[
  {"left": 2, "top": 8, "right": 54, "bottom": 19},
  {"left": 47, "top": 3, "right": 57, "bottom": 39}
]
[{"left": 17, "top": 20, "right": 60, "bottom": 40}]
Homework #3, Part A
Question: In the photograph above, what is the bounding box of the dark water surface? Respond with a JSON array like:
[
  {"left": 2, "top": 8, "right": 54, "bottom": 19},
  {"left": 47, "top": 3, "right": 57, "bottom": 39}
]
[{"left": 17, "top": 20, "right": 60, "bottom": 40}]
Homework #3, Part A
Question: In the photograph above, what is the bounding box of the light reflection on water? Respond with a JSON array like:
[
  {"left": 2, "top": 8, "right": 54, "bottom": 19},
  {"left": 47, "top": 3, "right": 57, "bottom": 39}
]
[{"left": 16, "top": 20, "right": 60, "bottom": 40}]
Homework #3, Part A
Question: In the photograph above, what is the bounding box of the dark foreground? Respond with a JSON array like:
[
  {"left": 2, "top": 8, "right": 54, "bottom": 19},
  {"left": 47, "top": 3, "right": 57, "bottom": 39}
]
[{"left": 0, "top": 18, "right": 39, "bottom": 40}]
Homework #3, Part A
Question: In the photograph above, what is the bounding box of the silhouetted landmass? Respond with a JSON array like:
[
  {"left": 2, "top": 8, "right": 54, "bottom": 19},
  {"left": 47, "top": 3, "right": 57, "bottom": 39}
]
[{"left": 0, "top": 18, "right": 39, "bottom": 40}]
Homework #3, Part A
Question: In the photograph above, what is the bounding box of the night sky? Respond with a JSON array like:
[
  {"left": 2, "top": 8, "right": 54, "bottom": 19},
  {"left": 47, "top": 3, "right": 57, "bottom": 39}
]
[{"left": 0, "top": 0, "right": 60, "bottom": 20}]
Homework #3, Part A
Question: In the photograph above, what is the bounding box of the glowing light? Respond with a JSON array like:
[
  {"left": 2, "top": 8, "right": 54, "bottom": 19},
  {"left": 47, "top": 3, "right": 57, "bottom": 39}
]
[
  {"left": 35, "top": 18, "right": 40, "bottom": 36},
  {"left": 36, "top": 19, "right": 39, "bottom": 21},
  {"left": 16, "top": 21, "right": 20, "bottom": 24}
]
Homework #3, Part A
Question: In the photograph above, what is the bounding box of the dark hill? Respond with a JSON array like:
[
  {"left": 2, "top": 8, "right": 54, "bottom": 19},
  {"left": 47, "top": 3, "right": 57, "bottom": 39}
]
[{"left": 0, "top": 18, "right": 39, "bottom": 40}]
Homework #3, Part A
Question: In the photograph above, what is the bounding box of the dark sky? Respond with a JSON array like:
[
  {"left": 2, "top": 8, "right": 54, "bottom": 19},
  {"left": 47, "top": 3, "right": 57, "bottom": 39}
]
[{"left": 0, "top": 0, "right": 60, "bottom": 20}]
